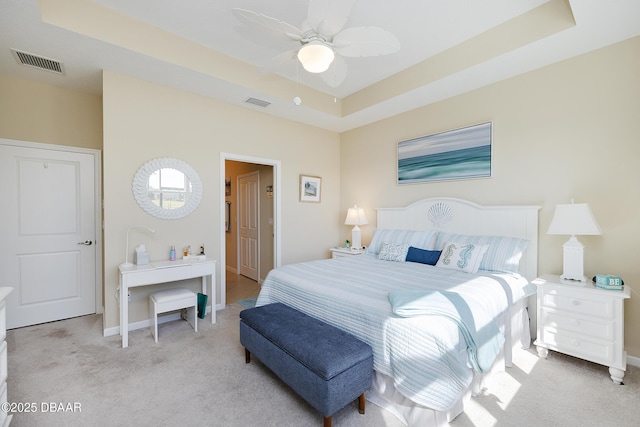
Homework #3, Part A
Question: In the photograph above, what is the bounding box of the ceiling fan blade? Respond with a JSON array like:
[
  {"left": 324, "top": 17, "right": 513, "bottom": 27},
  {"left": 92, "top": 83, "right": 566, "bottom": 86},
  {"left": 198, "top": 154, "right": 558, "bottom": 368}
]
[
  {"left": 320, "top": 55, "right": 348, "bottom": 88},
  {"left": 232, "top": 8, "right": 303, "bottom": 41},
  {"left": 307, "top": 0, "right": 357, "bottom": 38},
  {"left": 259, "top": 50, "right": 298, "bottom": 74},
  {"left": 333, "top": 27, "right": 401, "bottom": 57}
]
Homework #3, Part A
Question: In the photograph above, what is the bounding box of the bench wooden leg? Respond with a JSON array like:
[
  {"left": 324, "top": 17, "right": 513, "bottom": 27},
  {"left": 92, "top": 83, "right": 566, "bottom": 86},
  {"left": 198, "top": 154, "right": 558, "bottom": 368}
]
[
  {"left": 323, "top": 416, "right": 332, "bottom": 427},
  {"left": 358, "top": 392, "right": 366, "bottom": 414},
  {"left": 245, "top": 348, "right": 251, "bottom": 363}
]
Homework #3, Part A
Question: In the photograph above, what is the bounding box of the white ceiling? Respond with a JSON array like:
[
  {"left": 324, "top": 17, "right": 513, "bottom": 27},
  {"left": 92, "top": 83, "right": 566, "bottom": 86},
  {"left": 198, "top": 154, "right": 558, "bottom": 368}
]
[{"left": 1, "top": 0, "right": 638, "bottom": 132}]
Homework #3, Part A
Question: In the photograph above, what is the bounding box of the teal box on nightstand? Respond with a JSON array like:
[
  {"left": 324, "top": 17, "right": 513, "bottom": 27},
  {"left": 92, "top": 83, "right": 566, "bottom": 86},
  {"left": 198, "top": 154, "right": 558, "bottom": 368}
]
[{"left": 595, "top": 274, "right": 623, "bottom": 289}]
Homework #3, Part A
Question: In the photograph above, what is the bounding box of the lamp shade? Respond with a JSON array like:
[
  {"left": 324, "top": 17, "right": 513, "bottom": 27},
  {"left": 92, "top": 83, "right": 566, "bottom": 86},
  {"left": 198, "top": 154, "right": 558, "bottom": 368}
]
[
  {"left": 345, "top": 206, "right": 368, "bottom": 226},
  {"left": 297, "top": 41, "right": 335, "bottom": 73},
  {"left": 547, "top": 203, "right": 601, "bottom": 236}
]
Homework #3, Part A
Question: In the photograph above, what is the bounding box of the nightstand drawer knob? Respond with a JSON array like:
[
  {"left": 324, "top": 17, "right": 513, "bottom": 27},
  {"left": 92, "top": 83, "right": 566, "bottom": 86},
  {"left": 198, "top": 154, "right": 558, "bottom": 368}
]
[
  {"left": 571, "top": 339, "right": 580, "bottom": 346},
  {"left": 572, "top": 319, "right": 580, "bottom": 327},
  {"left": 572, "top": 300, "right": 581, "bottom": 306}
]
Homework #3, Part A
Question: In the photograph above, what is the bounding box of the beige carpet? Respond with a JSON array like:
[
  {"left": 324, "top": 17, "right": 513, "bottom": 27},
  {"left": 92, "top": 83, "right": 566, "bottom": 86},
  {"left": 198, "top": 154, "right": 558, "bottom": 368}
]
[
  {"left": 6, "top": 304, "right": 640, "bottom": 427},
  {"left": 6, "top": 304, "right": 401, "bottom": 427}
]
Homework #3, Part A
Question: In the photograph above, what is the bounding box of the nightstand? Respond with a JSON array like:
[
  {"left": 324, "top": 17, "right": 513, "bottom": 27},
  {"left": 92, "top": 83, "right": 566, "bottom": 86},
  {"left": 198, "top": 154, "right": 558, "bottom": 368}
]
[
  {"left": 533, "top": 274, "right": 631, "bottom": 384},
  {"left": 330, "top": 247, "right": 364, "bottom": 259}
]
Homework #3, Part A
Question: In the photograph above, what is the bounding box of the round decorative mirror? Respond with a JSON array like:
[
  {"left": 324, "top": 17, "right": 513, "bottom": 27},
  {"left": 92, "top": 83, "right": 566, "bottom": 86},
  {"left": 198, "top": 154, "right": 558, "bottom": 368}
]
[{"left": 132, "top": 158, "right": 203, "bottom": 220}]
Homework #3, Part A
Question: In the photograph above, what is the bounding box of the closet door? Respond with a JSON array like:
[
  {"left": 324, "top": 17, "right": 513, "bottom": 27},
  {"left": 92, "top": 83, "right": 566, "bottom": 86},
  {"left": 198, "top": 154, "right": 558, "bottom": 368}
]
[
  {"left": 238, "top": 171, "right": 259, "bottom": 281},
  {"left": 0, "top": 142, "right": 96, "bottom": 329}
]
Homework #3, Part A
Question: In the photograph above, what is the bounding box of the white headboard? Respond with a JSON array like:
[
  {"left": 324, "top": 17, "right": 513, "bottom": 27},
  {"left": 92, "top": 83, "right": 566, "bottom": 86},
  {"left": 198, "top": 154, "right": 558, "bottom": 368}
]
[{"left": 376, "top": 197, "right": 541, "bottom": 280}]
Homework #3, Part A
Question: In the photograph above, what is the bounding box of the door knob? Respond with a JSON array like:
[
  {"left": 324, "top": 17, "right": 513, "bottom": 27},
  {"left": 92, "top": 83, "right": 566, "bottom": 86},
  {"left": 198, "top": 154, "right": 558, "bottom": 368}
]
[{"left": 77, "top": 240, "right": 93, "bottom": 246}]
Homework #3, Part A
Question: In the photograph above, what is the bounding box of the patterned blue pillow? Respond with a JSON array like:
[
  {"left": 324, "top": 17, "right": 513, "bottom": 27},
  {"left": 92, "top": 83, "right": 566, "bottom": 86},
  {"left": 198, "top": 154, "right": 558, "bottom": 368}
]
[
  {"left": 377, "top": 242, "right": 410, "bottom": 262},
  {"left": 435, "top": 241, "right": 489, "bottom": 273}
]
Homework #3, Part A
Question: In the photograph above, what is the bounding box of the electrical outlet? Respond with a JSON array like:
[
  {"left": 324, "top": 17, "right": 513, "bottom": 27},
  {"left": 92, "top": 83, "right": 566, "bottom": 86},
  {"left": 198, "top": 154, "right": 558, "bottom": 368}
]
[{"left": 127, "top": 291, "right": 131, "bottom": 301}]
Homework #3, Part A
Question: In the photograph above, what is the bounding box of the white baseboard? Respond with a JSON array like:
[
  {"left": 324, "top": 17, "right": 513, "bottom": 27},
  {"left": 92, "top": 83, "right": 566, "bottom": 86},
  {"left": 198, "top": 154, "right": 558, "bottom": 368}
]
[
  {"left": 627, "top": 354, "right": 640, "bottom": 368},
  {"left": 103, "top": 304, "right": 221, "bottom": 337}
]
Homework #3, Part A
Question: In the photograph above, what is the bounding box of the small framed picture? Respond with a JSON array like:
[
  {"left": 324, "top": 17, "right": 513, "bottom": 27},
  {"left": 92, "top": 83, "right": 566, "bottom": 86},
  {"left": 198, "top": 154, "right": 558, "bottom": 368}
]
[
  {"left": 225, "top": 178, "right": 231, "bottom": 196},
  {"left": 299, "top": 174, "right": 321, "bottom": 203}
]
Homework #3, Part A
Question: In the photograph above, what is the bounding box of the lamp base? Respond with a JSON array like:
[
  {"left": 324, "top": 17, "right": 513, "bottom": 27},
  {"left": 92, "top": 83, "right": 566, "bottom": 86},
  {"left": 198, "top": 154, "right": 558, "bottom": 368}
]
[
  {"left": 351, "top": 226, "right": 363, "bottom": 251},
  {"left": 561, "top": 236, "right": 587, "bottom": 282},
  {"left": 560, "top": 274, "right": 589, "bottom": 283}
]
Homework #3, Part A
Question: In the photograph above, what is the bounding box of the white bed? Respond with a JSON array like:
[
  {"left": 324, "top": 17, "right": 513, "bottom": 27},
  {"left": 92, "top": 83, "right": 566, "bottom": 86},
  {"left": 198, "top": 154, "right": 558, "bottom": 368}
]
[{"left": 256, "top": 197, "right": 540, "bottom": 426}]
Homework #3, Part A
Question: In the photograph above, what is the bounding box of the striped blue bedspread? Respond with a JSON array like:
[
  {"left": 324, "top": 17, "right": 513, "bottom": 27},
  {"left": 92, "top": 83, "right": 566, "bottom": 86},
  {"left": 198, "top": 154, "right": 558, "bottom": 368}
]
[
  {"left": 388, "top": 289, "right": 504, "bottom": 374},
  {"left": 256, "top": 254, "right": 532, "bottom": 411}
]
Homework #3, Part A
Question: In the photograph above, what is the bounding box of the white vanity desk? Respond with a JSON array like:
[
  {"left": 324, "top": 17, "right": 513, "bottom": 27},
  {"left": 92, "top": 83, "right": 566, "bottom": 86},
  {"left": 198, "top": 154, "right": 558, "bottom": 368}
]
[{"left": 118, "top": 259, "right": 216, "bottom": 348}]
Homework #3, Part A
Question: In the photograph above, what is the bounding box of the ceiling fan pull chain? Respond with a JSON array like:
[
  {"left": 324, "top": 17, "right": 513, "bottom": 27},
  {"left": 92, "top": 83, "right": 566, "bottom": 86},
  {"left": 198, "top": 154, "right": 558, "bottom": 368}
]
[{"left": 294, "top": 59, "right": 302, "bottom": 106}]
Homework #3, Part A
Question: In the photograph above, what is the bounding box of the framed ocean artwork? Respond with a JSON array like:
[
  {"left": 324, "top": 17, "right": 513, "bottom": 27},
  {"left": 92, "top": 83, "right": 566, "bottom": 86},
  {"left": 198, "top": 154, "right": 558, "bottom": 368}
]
[{"left": 397, "top": 122, "right": 492, "bottom": 184}]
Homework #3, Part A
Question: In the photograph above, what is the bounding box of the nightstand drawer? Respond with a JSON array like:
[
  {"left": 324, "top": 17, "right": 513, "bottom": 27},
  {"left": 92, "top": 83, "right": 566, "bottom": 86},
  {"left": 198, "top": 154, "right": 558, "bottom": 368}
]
[
  {"left": 541, "top": 308, "right": 614, "bottom": 341},
  {"left": 542, "top": 329, "right": 614, "bottom": 365},
  {"left": 541, "top": 288, "right": 614, "bottom": 320}
]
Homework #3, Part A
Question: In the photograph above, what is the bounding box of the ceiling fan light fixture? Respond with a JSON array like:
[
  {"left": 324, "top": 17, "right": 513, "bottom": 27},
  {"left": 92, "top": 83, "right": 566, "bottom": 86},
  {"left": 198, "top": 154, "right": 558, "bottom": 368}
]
[{"left": 297, "top": 41, "right": 335, "bottom": 73}]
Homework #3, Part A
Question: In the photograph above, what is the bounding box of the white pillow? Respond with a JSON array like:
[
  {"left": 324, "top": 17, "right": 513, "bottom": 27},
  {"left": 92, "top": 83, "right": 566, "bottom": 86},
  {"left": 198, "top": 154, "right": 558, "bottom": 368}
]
[
  {"left": 366, "top": 229, "right": 438, "bottom": 255},
  {"left": 377, "top": 242, "right": 410, "bottom": 262},
  {"left": 436, "top": 233, "right": 528, "bottom": 273},
  {"left": 436, "top": 241, "right": 489, "bottom": 274}
]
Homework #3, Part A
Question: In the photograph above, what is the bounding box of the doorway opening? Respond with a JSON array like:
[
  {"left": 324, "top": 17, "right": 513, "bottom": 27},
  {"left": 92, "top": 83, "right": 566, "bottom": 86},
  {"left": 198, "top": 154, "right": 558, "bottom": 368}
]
[{"left": 219, "top": 153, "right": 281, "bottom": 308}]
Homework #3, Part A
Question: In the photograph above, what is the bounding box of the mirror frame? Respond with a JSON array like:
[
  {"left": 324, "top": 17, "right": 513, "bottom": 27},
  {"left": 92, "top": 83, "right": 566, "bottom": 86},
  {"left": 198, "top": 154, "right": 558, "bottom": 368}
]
[{"left": 132, "top": 157, "right": 203, "bottom": 220}]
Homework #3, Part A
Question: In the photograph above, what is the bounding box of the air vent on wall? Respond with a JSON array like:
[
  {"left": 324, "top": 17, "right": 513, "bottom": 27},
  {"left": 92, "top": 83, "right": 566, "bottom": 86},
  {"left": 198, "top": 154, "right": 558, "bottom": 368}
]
[
  {"left": 11, "top": 48, "right": 65, "bottom": 75},
  {"left": 244, "top": 97, "right": 271, "bottom": 108}
]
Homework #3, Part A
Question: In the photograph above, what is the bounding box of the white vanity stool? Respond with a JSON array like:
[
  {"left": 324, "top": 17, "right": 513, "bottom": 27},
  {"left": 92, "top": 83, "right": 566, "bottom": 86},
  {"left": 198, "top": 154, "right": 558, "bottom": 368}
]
[{"left": 149, "top": 288, "right": 198, "bottom": 343}]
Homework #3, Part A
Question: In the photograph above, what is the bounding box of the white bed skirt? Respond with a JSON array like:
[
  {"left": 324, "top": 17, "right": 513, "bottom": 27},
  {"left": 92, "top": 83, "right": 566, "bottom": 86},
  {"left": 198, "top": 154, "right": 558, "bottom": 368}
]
[
  {"left": 367, "top": 299, "right": 531, "bottom": 426},
  {"left": 368, "top": 370, "right": 464, "bottom": 426}
]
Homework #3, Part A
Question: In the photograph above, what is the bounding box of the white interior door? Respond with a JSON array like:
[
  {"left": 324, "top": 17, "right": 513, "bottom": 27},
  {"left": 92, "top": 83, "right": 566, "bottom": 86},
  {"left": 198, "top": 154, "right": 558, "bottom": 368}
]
[
  {"left": 238, "top": 171, "right": 259, "bottom": 281},
  {"left": 0, "top": 143, "right": 96, "bottom": 329}
]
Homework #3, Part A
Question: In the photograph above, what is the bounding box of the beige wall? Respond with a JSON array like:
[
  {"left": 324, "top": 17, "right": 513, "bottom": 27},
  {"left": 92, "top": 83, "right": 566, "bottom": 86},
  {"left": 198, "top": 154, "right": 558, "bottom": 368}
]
[
  {"left": 341, "top": 36, "right": 640, "bottom": 357},
  {"left": 0, "top": 74, "right": 102, "bottom": 149},
  {"left": 102, "top": 71, "right": 341, "bottom": 330}
]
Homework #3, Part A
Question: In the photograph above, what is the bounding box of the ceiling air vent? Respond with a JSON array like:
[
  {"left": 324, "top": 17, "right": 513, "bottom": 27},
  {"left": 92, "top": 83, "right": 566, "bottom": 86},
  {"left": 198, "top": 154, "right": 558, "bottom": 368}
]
[
  {"left": 11, "top": 48, "right": 65, "bottom": 75},
  {"left": 244, "top": 97, "right": 271, "bottom": 108}
]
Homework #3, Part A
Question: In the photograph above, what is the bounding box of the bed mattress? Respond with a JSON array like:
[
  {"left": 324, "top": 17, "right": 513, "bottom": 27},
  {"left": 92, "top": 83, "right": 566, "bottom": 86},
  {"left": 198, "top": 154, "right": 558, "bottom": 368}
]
[{"left": 256, "top": 254, "right": 533, "bottom": 411}]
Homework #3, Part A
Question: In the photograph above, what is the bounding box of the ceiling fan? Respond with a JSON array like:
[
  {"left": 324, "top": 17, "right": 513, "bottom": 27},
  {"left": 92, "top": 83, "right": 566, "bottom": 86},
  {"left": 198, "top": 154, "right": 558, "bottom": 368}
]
[{"left": 232, "top": 0, "right": 400, "bottom": 88}]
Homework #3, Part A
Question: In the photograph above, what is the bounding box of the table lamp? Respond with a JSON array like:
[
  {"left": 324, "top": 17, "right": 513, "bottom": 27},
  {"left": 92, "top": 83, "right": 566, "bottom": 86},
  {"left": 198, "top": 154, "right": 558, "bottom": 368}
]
[
  {"left": 121, "top": 225, "right": 155, "bottom": 267},
  {"left": 345, "top": 205, "right": 368, "bottom": 250},
  {"left": 547, "top": 200, "right": 601, "bottom": 282}
]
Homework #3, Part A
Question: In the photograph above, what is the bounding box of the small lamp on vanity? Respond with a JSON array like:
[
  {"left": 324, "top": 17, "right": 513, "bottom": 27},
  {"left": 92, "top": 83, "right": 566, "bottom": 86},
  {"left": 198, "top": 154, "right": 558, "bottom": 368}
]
[
  {"left": 547, "top": 199, "right": 601, "bottom": 282},
  {"left": 344, "top": 205, "right": 368, "bottom": 250},
  {"left": 120, "top": 226, "right": 156, "bottom": 267}
]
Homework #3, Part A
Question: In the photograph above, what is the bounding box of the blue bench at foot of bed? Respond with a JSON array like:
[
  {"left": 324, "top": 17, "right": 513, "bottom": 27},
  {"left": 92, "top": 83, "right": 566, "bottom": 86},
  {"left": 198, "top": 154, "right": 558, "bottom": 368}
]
[{"left": 239, "top": 303, "right": 373, "bottom": 427}]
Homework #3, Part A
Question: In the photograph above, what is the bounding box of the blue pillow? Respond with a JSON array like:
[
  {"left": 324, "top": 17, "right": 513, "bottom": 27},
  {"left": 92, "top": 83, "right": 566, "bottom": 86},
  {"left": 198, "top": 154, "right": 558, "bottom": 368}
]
[{"left": 406, "top": 247, "right": 441, "bottom": 266}]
